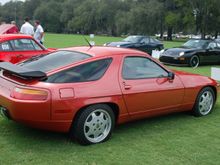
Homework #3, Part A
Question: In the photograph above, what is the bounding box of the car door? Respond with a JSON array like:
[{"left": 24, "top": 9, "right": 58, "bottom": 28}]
[
  {"left": 137, "top": 37, "right": 152, "bottom": 54},
  {"left": 119, "top": 55, "right": 185, "bottom": 119},
  {"left": 9, "top": 38, "right": 46, "bottom": 63},
  {"left": 203, "top": 42, "right": 218, "bottom": 64}
]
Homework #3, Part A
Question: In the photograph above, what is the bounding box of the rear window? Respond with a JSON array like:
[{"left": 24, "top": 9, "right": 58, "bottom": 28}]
[{"left": 18, "top": 50, "right": 91, "bottom": 72}]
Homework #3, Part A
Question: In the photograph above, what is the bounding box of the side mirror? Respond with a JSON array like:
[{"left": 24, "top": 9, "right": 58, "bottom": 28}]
[{"left": 168, "top": 72, "right": 175, "bottom": 80}]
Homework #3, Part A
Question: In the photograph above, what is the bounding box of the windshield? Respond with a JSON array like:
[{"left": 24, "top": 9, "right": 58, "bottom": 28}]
[
  {"left": 183, "top": 40, "right": 209, "bottom": 49},
  {"left": 18, "top": 50, "right": 91, "bottom": 72},
  {"left": 123, "top": 36, "right": 142, "bottom": 43}
]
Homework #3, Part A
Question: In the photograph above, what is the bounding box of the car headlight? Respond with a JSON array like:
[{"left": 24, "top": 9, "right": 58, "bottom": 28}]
[
  {"left": 179, "top": 52, "right": 185, "bottom": 56},
  {"left": 103, "top": 43, "right": 107, "bottom": 46},
  {"left": 160, "top": 49, "right": 165, "bottom": 53},
  {"left": 116, "top": 45, "right": 121, "bottom": 47}
]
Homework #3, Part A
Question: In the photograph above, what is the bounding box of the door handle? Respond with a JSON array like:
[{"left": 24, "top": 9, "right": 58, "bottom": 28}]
[{"left": 123, "top": 82, "right": 132, "bottom": 89}]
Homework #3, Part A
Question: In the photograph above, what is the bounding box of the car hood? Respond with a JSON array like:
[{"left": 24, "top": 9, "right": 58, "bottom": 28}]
[
  {"left": 162, "top": 47, "right": 200, "bottom": 57},
  {"left": 173, "top": 70, "right": 217, "bottom": 87},
  {"left": 106, "top": 41, "right": 134, "bottom": 47}
]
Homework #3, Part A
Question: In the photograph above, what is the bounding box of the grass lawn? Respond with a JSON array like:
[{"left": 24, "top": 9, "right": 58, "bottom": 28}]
[{"left": 0, "top": 33, "right": 220, "bottom": 165}]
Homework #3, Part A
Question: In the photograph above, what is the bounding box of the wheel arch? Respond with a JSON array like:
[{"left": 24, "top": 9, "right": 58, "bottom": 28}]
[
  {"left": 71, "top": 102, "right": 120, "bottom": 130},
  {"left": 206, "top": 85, "right": 217, "bottom": 102}
]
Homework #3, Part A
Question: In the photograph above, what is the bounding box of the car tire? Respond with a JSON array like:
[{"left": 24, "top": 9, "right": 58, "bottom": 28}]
[
  {"left": 189, "top": 55, "right": 200, "bottom": 68},
  {"left": 70, "top": 104, "right": 115, "bottom": 145},
  {"left": 192, "top": 87, "right": 215, "bottom": 117}
]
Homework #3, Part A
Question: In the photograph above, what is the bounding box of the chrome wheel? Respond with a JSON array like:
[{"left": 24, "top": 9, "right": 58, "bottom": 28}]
[
  {"left": 190, "top": 55, "right": 199, "bottom": 68},
  {"left": 198, "top": 91, "right": 214, "bottom": 116},
  {"left": 84, "top": 109, "right": 112, "bottom": 143},
  {"left": 192, "top": 87, "right": 215, "bottom": 117}
]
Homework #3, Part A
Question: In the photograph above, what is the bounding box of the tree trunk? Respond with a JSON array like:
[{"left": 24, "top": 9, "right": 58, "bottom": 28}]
[
  {"left": 201, "top": 28, "right": 206, "bottom": 39},
  {"left": 215, "top": 31, "right": 218, "bottom": 39},
  {"left": 160, "top": 18, "right": 163, "bottom": 39},
  {"left": 167, "top": 27, "right": 172, "bottom": 41}
]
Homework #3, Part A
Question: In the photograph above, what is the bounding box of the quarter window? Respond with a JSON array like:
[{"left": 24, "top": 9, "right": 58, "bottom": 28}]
[
  {"left": 122, "top": 56, "right": 168, "bottom": 79},
  {"left": 45, "top": 58, "right": 112, "bottom": 83}
]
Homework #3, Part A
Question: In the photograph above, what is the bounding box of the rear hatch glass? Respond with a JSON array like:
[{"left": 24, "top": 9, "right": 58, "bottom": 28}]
[{"left": 18, "top": 50, "right": 91, "bottom": 72}]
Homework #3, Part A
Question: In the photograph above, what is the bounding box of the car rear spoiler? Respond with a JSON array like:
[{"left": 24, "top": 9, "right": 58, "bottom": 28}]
[{"left": 0, "top": 62, "right": 47, "bottom": 80}]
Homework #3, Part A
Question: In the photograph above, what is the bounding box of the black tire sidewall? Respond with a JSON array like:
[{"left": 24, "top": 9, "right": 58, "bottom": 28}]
[
  {"left": 71, "top": 104, "right": 115, "bottom": 145},
  {"left": 193, "top": 87, "right": 215, "bottom": 117},
  {"left": 190, "top": 55, "right": 200, "bottom": 68}
]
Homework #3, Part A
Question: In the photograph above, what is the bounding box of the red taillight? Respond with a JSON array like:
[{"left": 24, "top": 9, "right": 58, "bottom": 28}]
[{"left": 10, "top": 87, "right": 48, "bottom": 100}]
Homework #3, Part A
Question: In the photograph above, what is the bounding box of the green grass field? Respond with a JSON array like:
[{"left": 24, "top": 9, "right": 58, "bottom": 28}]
[
  {"left": 44, "top": 33, "right": 183, "bottom": 49},
  {"left": 0, "top": 33, "right": 220, "bottom": 165}
]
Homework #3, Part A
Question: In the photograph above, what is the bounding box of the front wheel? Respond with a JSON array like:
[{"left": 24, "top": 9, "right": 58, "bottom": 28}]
[
  {"left": 192, "top": 87, "right": 215, "bottom": 117},
  {"left": 189, "top": 55, "right": 200, "bottom": 68},
  {"left": 70, "top": 104, "right": 115, "bottom": 145}
]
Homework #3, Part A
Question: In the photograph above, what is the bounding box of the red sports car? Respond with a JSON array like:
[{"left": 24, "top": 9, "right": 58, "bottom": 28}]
[
  {"left": 0, "top": 34, "right": 55, "bottom": 63},
  {"left": 0, "top": 46, "right": 219, "bottom": 145}
]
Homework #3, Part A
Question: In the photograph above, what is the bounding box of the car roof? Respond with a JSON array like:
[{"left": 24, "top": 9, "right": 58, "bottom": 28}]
[
  {"left": 189, "top": 38, "right": 213, "bottom": 41},
  {"left": 60, "top": 46, "right": 147, "bottom": 57},
  {"left": 0, "top": 34, "right": 33, "bottom": 42}
]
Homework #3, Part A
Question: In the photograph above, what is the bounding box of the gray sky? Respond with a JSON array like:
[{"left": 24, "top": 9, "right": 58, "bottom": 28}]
[{"left": 0, "top": 0, "right": 25, "bottom": 5}]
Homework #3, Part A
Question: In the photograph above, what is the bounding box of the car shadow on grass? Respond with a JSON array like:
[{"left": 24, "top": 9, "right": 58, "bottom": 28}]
[
  {"left": 1, "top": 109, "right": 218, "bottom": 149},
  {"left": 2, "top": 112, "right": 186, "bottom": 141}
]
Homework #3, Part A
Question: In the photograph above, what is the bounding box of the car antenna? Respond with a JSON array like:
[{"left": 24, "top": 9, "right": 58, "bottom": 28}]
[{"left": 83, "top": 36, "right": 92, "bottom": 48}]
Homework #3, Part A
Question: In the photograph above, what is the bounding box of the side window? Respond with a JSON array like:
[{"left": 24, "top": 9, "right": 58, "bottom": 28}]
[
  {"left": 122, "top": 56, "right": 168, "bottom": 79},
  {"left": 0, "top": 42, "right": 12, "bottom": 51},
  {"left": 10, "top": 39, "right": 36, "bottom": 51},
  {"left": 216, "top": 42, "right": 220, "bottom": 49},
  {"left": 45, "top": 58, "right": 112, "bottom": 83},
  {"left": 207, "top": 42, "right": 217, "bottom": 49}
]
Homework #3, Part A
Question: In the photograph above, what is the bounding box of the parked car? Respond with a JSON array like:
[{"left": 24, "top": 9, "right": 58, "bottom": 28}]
[
  {"left": 0, "top": 46, "right": 219, "bottom": 145},
  {"left": 104, "top": 35, "right": 164, "bottom": 55},
  {"left": 0, "top": 34, "right": 55, "bottom": 63},
  {"left": 160, "top": 39, "right": 220, "bottom": 67},
  {"left": 0, "top": 24, "right": 19, "bottom": 34}
]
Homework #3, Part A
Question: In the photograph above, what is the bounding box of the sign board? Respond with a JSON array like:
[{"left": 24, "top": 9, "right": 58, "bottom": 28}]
[
  {"left": 152, "top": 50, "right": 161, "bottom": 59},
  {"left": 90, "top": 34, "right": 95, "bottom": 39},
  {"left": 211, "top": 67, "right": 220, "bottom": 81}
]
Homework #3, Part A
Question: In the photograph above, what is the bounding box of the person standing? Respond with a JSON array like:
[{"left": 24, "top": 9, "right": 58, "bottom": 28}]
[
  {"left": 34, "top": 20, "right": 44, "bottom": 45},
  {"left": 20, "top": 17, "right": 34, "bottom": 36}
]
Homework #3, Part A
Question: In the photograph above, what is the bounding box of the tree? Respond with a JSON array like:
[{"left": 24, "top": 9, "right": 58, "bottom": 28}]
[{"left": 34, "top": 1, "right": 63, "bottom": 32}]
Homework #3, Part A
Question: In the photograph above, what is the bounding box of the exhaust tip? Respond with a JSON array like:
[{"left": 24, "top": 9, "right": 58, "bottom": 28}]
[{"left": 0, "top": 107, "right": 10, "bottom": 120}]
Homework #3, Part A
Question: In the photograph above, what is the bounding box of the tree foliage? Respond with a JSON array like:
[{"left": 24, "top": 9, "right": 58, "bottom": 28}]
[{"left": 0, "top": 0, "right": 220, "bottom": 40}]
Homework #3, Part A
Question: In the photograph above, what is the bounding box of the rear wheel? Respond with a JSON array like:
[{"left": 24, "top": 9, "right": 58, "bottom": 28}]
[
  {"left": 70, "top": 104, "right": 115, "bottom": 145},
  {"left": 189, "top": 55, "right": 200, "bottom": 68},
  {"left": 192, "top": 87, "right": 215, "bottom": 117}
]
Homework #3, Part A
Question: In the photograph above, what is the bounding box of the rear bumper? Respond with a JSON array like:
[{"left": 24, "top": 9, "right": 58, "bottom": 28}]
[{"left": 0, "top": 93, "right": 72, "bottom": 133}]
